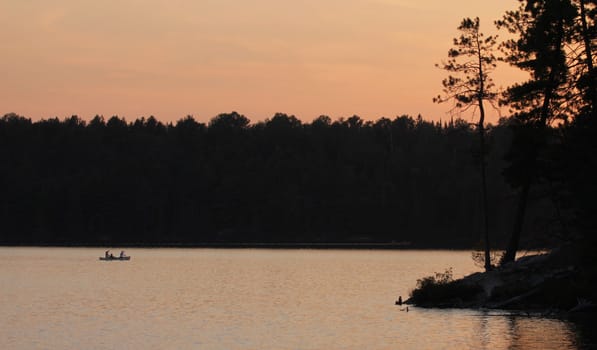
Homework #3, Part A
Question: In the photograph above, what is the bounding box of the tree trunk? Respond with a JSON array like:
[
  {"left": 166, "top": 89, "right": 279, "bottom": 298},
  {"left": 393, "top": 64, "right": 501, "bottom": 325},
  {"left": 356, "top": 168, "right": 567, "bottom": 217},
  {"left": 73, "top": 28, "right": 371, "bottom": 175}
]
[
  {"left": 479, "top": 123, "right": 492, "bottom": 271},
  {"left": 477, "top": 35, "right": 492, "bottom": 271},
  {"left": 501, "top": 177, "right": 531, "bottom": 264}
]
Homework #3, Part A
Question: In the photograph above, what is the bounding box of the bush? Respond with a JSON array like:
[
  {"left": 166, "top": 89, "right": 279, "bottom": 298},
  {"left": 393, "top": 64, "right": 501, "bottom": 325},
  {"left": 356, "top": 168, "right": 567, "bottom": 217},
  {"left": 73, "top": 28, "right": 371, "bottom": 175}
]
[
  {"left": 471, "top": 248, "right": 503, "bottom": 269},
  {"left": 409, "top": 268, "right": 483, "bottom": 306}
]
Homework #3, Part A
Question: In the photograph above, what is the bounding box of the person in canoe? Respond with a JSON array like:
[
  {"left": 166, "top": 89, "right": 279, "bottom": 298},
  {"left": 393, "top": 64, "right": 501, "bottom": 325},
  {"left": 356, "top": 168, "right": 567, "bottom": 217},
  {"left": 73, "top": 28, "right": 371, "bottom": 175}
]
[
  {"left": 105, "top": 250, "right": 110, "bottom": 259},
  {"left": 119, "top": 250, "right": 126, "bottom": 258}
]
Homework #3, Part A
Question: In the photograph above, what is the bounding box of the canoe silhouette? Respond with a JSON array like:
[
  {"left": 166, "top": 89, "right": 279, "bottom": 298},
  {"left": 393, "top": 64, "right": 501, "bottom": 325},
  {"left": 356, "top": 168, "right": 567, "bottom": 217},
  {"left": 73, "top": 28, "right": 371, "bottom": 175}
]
[{"left": 99, "top": 256, "right": 131, "bottom": 261}]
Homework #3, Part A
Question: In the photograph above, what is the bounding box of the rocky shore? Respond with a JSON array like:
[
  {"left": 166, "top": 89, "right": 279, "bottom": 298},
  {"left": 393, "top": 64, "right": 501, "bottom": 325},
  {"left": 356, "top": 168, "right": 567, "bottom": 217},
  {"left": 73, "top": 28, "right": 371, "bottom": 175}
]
[{"left": 406, "top": 246, "right": 597, "bottom": 314}]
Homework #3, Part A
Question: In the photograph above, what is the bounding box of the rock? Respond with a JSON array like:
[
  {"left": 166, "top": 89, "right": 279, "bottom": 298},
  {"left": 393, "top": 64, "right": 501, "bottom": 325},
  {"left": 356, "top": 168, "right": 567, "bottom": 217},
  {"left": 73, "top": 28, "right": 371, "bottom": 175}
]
[{"left": 409, "top": 249, "right": 592, "bottom": 312}]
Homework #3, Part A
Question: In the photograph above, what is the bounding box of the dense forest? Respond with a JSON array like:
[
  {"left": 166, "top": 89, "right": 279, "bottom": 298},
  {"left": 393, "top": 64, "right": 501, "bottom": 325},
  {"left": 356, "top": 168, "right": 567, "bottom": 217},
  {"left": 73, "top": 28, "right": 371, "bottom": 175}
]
[{"left": 0, "top": 112, "right": 556, "bottom": 248}]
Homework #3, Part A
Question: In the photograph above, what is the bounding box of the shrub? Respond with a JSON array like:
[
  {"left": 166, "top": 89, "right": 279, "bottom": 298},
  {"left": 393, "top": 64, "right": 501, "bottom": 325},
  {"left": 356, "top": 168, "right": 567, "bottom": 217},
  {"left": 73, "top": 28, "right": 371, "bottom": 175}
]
[
  {"left": 409, "top": 268, "right": 483, "bottom": 306},
  {"left": 471, "top": 249, "right": 503, "bottom": 269}
]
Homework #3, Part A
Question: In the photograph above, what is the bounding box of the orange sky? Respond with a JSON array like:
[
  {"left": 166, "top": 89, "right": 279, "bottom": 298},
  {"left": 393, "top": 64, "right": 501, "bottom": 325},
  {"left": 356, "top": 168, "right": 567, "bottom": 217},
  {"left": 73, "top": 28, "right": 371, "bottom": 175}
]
[{"left": 1, "top": 0, "right": 524, "bottom": 124}]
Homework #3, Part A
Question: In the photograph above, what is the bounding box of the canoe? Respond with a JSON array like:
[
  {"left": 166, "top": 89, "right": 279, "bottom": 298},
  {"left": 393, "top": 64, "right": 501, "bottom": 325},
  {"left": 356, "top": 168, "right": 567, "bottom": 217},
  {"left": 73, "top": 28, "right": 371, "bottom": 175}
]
[{"left": 99, "top": 256, "right": 131, "bottom": 261}]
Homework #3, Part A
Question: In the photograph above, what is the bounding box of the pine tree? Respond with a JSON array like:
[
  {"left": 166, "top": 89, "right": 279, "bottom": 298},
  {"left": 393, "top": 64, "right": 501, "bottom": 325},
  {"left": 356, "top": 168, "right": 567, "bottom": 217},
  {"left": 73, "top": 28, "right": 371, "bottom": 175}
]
[
  {"left": 434, "top": 17, "right": 498, "bottom": 271},
  {"left": 496, "top": 0, "right": 577, "bottom": 264}
]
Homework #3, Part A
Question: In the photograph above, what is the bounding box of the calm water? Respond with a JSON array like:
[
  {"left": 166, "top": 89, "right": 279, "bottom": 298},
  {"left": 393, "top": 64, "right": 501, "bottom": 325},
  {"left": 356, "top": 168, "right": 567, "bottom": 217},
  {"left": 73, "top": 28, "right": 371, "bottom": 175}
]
[{"left": 0, "top": 248, "right": 590, "bottom": 349}]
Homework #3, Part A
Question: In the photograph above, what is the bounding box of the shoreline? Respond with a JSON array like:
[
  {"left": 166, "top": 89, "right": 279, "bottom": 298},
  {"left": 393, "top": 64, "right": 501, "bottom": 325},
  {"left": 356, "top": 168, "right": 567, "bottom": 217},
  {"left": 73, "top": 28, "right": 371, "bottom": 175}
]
[
  {"left": 406, "top": 247, "right": 597, "bottom": 315},
  {"left": 0, "top": 242, "right": 419, "bottom": 249}
]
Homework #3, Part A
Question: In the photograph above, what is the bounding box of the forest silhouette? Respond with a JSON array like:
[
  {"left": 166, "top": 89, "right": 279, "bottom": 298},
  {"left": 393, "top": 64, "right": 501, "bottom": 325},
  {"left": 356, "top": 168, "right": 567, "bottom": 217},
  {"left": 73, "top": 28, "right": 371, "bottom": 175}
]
[{"left": 0, "top": 112, "right": 558, "bottom": 248}]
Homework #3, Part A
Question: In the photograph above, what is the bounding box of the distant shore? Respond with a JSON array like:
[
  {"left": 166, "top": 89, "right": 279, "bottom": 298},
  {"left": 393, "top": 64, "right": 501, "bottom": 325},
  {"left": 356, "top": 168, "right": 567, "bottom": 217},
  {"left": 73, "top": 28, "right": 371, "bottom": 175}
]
[{"left": 1, "top": 242, "right": 425, "bottom": 249}]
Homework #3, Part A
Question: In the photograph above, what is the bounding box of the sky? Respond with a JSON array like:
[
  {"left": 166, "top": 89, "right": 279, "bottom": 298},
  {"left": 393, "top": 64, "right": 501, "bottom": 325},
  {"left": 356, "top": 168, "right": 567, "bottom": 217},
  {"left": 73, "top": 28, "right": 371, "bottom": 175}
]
[{"left": 0, "top": 0, "right": 525, "bottom": 124}]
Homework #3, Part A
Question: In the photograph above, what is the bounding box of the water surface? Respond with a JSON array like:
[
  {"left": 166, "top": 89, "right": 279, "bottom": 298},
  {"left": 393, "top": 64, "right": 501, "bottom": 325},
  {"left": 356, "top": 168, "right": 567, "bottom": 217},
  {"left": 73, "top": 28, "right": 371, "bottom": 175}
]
[{"left": 0, "top": 248, "right": 587, "bottom": 349}]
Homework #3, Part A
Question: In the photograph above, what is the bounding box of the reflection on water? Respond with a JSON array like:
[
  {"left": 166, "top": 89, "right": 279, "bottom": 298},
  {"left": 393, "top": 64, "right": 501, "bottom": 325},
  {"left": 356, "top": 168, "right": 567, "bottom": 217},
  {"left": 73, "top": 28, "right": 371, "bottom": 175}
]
[
  {"left": 0, "top": 248, "right": 590, "bottom": 349},
  {"left": 472, "top": 312, "right": 579, "bottom": 350}
]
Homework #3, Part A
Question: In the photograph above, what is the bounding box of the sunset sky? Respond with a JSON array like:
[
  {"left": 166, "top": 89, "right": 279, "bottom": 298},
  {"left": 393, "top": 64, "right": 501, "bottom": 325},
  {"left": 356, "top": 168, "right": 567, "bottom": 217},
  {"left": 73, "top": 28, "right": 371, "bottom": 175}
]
[{"left": 1, "top": 0, "right": 524, "bottom": 124}]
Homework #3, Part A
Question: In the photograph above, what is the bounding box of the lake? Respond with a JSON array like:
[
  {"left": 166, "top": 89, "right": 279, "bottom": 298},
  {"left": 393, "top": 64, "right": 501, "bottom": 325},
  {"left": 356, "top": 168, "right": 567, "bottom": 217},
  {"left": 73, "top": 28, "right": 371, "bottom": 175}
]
[{"left": 0, "top": 248, "right": 592, "bottom": 349}]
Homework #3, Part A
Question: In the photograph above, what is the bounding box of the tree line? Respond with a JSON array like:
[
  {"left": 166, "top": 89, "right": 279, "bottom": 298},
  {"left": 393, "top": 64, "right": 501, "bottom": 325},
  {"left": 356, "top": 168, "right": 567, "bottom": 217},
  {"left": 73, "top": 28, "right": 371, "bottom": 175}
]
[{"left": 0, "top": 112, "right": 551, "bottom": 247}]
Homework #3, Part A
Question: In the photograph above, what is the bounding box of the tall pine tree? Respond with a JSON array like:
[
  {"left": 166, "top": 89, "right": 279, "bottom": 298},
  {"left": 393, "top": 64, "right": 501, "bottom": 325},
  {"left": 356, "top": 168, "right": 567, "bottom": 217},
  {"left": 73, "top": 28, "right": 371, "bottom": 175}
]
[
  {"left": 434, "top": 17, "right": 498, "bottom": 271},
  {"left": 497, "top": 0, "right": 577, "bottom": 264}
]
